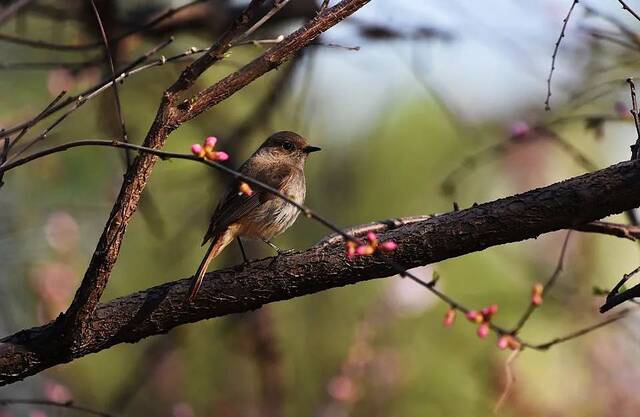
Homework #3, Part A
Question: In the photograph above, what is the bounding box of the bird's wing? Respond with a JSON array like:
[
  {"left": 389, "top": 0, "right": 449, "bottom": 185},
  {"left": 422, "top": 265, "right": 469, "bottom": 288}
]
[{"left": 202, "top": 163, "right": 294, "bottom": 245}]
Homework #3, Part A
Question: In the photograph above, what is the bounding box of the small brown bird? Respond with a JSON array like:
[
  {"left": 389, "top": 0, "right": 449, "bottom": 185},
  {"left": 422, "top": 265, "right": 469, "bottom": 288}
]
[{"left": 186, "top": 131, "right": 321, "bottom": 302}]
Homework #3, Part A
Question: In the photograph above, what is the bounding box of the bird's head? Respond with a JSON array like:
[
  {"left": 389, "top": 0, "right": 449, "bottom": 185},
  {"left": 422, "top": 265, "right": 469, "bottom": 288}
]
[{"left": 257, "top": 131, "right": 321, "bottom": 166}]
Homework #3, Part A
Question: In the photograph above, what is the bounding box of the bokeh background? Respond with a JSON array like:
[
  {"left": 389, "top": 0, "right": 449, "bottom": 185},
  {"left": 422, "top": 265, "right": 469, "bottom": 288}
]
[{"left": 1, "top": 0, "right": 640, "bottom": 416}]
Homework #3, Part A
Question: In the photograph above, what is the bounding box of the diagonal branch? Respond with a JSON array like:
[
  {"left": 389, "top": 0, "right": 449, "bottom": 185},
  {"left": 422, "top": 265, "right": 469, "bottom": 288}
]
[
  {"left": 1, "top": 158, "right": 640, "bottom": 385},
  {"left": 60, "top": 0, "right": 371, "bottom": 349},
  {"left": 59, "top": 0, "right": 269, "bottom": 347}
]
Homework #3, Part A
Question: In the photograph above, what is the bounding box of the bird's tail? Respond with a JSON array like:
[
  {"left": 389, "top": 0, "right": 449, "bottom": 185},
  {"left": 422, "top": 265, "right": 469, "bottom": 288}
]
[{"left": 185, "top": 229, "right": 235, "bottom": 303}]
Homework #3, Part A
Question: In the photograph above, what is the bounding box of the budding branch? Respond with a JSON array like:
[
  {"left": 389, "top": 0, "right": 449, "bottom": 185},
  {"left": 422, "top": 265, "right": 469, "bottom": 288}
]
[{"left": 1, "top": 157, "right": 639, "bottom": 385}]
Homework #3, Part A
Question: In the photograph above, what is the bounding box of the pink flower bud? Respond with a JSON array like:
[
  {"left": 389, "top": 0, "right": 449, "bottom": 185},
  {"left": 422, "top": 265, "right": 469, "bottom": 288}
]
[
  {"left": 356, "top": 245, "right": 375, "bottom": 256},
  {"left": 380, "top": 241, "right": 397, "bottom": 251},
  {"left": 498, "top": 336, "right": 509, "bottom": 350},
  {"left": 205, "top": 136, "right": 218, "bottom": 148},
  {"left": 465, "top": 310, "right": 483, "bottom": 324},
  {"left": 214, "top": 151, "right": 229, "bottom": 161},
  {"left": 481, "top": 303, "right": 498, "bottom": 318},
  {"left": 238, "top": 182, "right": 253, "bottom": 196},
  {"left": 477, "top": 323, "right": 489, "bottom": 338},
  {"left": 532, "top": 283, "right": 544, "bottom": 305},
  {"left": 191, "top": 144, "right": 203, "bottom": 156},
  {"left": 367, "top": 232, "right": 378, "bottom": 244},
  {"left": 498, "top": 335, "right": 520, "bottom": 350},
  {"left": 443, "top": 308, "right": 456, "bottom": 327},
  {"left": 346, "top": 241, "right": 358, "bottom": 258}
]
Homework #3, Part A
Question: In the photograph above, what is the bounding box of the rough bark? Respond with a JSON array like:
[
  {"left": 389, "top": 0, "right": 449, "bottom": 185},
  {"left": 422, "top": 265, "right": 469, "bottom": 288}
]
[{"left": 1, "top": 158, "right": 639, "bottom": 385}]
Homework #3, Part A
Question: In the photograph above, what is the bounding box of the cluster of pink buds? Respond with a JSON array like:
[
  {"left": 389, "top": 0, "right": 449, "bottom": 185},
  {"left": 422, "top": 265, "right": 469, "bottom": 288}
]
[
  {"left": 238, "top": 181, "right": 253, "bottom": 196},
  {"left": 346, "top": 232, "right": 397, "bottom": 258},
  {"left": 497, "top": 334, "right": 521, "bottom": 351},
  {"left": 191, "top": 136, "right": 229, "bottom": 161},
  {"left": 531, "top": 282, "right": 544, "bottom": 306},
  {"left": 465, "top": 304, "right": 498, "bottom": 339}
]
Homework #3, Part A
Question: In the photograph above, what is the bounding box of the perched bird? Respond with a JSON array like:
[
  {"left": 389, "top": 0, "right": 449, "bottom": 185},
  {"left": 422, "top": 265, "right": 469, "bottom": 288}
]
[{"left": 186, "top": 131, "right": 321, "bottom": 302}]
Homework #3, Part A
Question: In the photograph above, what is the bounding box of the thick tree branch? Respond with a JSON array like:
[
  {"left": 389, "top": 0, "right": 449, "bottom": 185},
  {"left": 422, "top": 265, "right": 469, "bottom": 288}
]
[
  {"left": 60, "top": 0, "right": 268, "bottom": 346},
  {"left": 1, "top": 158, "right": 640, "bottom": 385}
]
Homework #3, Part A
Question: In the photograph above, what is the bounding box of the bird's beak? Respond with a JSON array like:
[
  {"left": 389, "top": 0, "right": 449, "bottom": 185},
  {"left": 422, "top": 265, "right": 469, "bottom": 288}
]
[{"left": 303, "top": 145, "right": 322, "bottom": 154}]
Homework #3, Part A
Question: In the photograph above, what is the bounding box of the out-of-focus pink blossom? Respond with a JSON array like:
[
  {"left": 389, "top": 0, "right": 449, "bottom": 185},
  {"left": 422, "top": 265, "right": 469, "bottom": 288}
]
[
  {"left": 45, "top": 212, "right": 79, "bottom": 254},
  {"left": 44, "top": 380, "right": 72, "bottom": 403},
  {"left": 172, "top": 402, "right": 194, "bottom": 417},
  {"left": 327, "top": 376, "right": 357, "bottom": 402},
  {"left": 509, "top": 121, "right": 530, "bottom": 138},
  {"left": 29, "top": 411, "right": 47, "bottom": 417}
]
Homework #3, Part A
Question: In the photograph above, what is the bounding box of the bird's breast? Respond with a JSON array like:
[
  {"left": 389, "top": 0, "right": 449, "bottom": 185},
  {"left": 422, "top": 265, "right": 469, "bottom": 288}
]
[{"left": 239, "top": 171, "right": 306, "bottom": 240}]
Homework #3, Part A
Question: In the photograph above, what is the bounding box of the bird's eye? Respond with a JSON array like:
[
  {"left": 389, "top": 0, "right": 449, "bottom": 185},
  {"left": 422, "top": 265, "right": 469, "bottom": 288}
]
[{"left": 281, "top": 141, "right": 294, "bottom": 151}]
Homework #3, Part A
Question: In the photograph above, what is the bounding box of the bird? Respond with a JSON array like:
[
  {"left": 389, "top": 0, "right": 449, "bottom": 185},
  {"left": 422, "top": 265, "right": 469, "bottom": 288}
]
[{"left": 185, "top": 131, "right": 321, "bottom": 303}]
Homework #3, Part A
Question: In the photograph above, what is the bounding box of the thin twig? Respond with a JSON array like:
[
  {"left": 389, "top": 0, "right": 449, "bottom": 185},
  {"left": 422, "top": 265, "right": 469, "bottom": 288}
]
[
  {"left": 617, "top": 0, "right": 640, "bottom": 22},
  {"left": 529, "top": 309, "right": 630, "bottom": 350},
  {"left": 0, "top": 398, "right": 115, "bottom": 417},
  {"left": 235, "top": 0, "right": 293, "bottom": 43},
  {"left": 90, "top": 0, "right": 132, "bottom": 165},
  {"left": 0, "top": 0, "right": 205, "bottom": 50},
  {"left": 600, "top": 265, "right": 640, "bottom": 312},
  {"left": 545, "top": 0, "right": 579, "bottom": 111},
  {"left": 0, "top": 37, "right": 174, "bottom": 142},
  {"left": 511, "top": 231, "right": 572, "bottom": 334},
  {"left": 626, "top": 78, "right": 640, "bottom": 159},
  {"left": 0, "top": 0, "right": 32, "bottom": 26},
  {"left": 494, "top": 349, "right": 521, "bottom": 412}
]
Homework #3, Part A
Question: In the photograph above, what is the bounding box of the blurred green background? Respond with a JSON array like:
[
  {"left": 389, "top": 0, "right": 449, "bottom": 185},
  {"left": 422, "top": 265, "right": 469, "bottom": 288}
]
[{"left": 1, "top": 1, "right": 640, "bottom": 416}]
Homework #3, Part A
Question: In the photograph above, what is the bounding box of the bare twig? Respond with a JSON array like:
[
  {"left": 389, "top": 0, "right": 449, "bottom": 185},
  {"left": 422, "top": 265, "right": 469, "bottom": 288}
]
[
  {"left": 235, "top": 0, "right": 293, "bottom": 43},
  {"left": 531, "top": 309, "right": 630, "bottom": 349},
  {"left": 0, "top": 0, "right": 32, "bottom": 26},
  {"left": 90, "top": 0, "right": 131, "bottom": 165},
  {"left": 0, "top": 398, "right": 115, "bottom": 417},
  {"left": 617, "top": 0, "right": 640, "bottom": 22},
  {"left": 573, "top": 220, "right": 640, "bottom": 241},
  {"left": 0, "top": 0, "right": 205, "bottom": 50},
  {"left": 600, "top": 265, "right": 640, "bottom": 312},
  {"left": 511, "top": 231, "right": 572, "bottom": 334},
  {"left": 0, "top": 37, "right": 174, "bottom": 152},
  {"left": 494, "top": 349, "right": 521, "bottom": 412},
  {"left": 545, "top": 0, "right": 579, "bottom": 111},
  {"left": 626, "top": 78, "right": 640, "bottom": 159}
]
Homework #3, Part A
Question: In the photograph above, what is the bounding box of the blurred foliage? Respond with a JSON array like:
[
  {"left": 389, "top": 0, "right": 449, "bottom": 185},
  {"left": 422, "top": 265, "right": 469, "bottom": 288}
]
[{"left": 2, "top": 2, "right": 640, "bottom": 417}]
